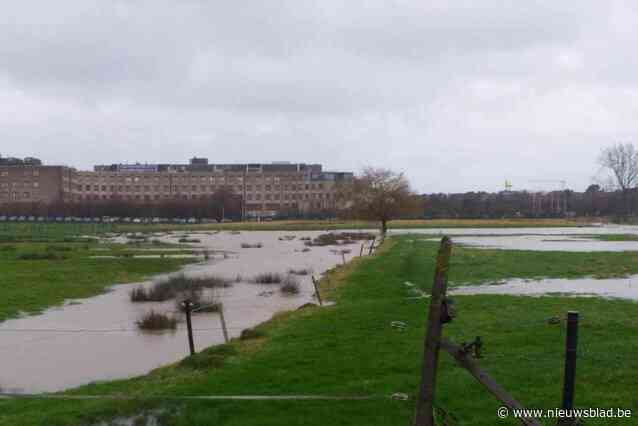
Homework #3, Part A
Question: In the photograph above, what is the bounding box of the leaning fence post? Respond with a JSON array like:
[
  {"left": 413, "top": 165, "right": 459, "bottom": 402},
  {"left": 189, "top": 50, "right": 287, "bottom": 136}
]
[
  {"left": 182, "top": 300, "right": 195, "bottom": 356},
  {"left": 559, "top": 311, "right": 579, "bottom": 425},
  {"left": 311, "top": 275, "right": 323, "bottom": 306},
  {"left": 368, "top": 237, "right": 376, "bottom": 255},
  {"left": 414, "top": 236, "right": 452, "bottom": 426},
  {"left": 359, "top": 242, "right": 365, "bottom": 257},
  {"left": 219, "top": 302, "right": 230, "bottom": 343}
]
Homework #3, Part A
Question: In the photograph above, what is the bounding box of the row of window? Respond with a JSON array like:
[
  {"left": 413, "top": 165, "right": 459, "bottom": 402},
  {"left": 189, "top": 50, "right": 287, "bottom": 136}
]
[
  {"left": 75, "top": 184, "right": 330, "bottom": 193},
  {"left": 0, "top": 170, "right": 39, "bottom": 177},
  {"left": 0, "top": 182, "right": 39, "bottom": 188},
  {"left": 0, "top": 191, "right": 37, "bottom": 200}
]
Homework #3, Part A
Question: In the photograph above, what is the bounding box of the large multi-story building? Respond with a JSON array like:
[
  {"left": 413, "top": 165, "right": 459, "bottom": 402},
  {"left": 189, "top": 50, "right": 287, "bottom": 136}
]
[
  {"left": 0, "top": 156, "right": 353, "bottom": 218},
  {"left": 0, "top": 156, "right": 74, "bottom": 204}
]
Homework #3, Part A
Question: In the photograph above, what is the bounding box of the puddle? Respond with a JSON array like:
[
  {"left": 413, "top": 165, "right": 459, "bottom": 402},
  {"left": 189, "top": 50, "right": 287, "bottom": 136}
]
[
  {"left": 451, "top": 276, "right": 638, "bottom": 300},
  {"left": 0, "top": 231, "right": 371, "bottom": 394}
]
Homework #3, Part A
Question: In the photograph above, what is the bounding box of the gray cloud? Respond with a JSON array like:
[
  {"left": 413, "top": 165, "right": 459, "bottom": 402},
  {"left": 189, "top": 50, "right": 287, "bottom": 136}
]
[{"left": 1, "top": 1, "right": 637, "bottom": 192}]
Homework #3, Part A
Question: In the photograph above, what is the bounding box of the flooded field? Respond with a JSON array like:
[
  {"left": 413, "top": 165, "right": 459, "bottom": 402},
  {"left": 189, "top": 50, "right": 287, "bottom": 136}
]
[
  {"left": 2, "top": 225, "right": 638, "bottom": 394},
  {"left": 451, "top": 276, "right": 638, "bottom": 300},
  {"left": 394, "top": 224, "right": 638, "bottom": 251},
  {"left": 0, "top": 231, "right": 371, "bottom": 393}
]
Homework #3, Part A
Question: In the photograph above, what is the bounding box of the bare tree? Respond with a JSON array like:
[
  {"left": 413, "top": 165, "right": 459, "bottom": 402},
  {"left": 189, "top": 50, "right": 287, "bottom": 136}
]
[
  {"left": 598, "top": 143, "right": 638, "bottom": 215},
  {"left": 338, "top": 167, "right": 422, "bottom": 235}
]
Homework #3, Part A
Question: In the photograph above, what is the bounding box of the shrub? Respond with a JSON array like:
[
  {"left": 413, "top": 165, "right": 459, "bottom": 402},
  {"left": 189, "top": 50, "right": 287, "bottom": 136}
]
[
  {"left": 252, "top": 272, "right": 284, "bottom": 284},
  {"left": 136, "top": 311, "right": 177, "bottom": 331},
  {"left": 280, "top": 276, "right": 300, "bottom": 295},
  {"left": 0, "top": 245, "right": 16, "bottom": 251}
]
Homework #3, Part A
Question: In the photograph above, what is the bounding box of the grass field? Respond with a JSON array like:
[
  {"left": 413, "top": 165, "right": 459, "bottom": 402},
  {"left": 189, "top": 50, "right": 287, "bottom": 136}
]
[
  {"left": 0, "top": 241, "right": 195, "bottom": 322},
  {"left": 1, "top": 237, "right": 636, "bottom": 425}
]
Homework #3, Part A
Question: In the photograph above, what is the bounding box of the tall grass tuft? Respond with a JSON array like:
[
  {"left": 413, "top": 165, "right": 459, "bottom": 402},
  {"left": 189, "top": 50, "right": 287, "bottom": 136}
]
[
  {"left": 129, "top": 274, "right": 232, "bottom": 302},
  {"left": 252, "top": 272, "right": 284, "bottom": 284},
  {"left": 136, "top": 310, "right": 177, "bottom": 331},
  {"left": 280, "top": 276, "right": 300, "bottom": 295},
  {"left": 241, "top": 242, "right": 263, "bottom": 248}
]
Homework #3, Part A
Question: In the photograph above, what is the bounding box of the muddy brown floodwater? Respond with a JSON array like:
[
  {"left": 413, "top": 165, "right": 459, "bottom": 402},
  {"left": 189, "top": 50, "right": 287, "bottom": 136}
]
[{"left": 0, "top": 231, "right": 370, "bottom": 393}]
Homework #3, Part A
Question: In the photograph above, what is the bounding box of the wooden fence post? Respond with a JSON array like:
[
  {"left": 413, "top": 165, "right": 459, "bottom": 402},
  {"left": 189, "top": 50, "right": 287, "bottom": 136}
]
[
  {"left": 368, "top": 237, "right": 376, "bottom": 255},
  {"left": 414, "top": 236, "right": 452, "bottom": 426},
  {"left": 559, "top": 311, "right": 579, "bottom": 425},
  {"left": 311, "top": 275, "right": 323, "bottom": 306},
  {"left": 183, "top": 300, "right": 195, "bottom": 356},
  {"left": 219, "top": 302, "right": 230, "bottom": 344}
]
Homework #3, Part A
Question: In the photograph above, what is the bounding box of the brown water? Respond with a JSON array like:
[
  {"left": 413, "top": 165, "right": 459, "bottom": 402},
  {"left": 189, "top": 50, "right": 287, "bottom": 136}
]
[{"left": 0, "top": 231, "right": 367, "bottom": 393}]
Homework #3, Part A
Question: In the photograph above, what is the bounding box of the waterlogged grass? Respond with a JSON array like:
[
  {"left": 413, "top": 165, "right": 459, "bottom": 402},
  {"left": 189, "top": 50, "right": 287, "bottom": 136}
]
[
  {"left": 0, "top": 242, "right": 195, "bottom": 322},
  {"left": 581, "top": 234, "right": 638, "bottom": 242},
  {"left": 1, "top": 238, "right": 637, "bottom": 425},
  {"left": 114, "top": 218, "right": 588, "bottom": 233}
]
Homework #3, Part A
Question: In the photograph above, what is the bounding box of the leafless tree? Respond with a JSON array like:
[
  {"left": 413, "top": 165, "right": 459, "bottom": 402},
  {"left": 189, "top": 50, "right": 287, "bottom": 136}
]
[
  {"left": 598, "top": 143, "right": 638, "bottom": 215},
  {"left": 338, "top": 167, "right": 422, "bottom": 235}
]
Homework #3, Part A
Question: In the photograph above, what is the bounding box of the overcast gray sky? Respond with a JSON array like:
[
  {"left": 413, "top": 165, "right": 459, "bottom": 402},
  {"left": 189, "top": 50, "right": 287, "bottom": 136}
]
[{"left": 1, "top": 1, "right": 636, "bottom": 193}]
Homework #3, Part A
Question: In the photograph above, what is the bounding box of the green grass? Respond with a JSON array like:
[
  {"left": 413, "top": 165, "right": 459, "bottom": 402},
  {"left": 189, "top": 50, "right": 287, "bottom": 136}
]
[
  {"left": 581, "top": 234, "right": 638, "bottom": 242},
  {"left": 0, "top": 222, "right": 113, "bottom": 242},
  {"left": 1, "top": 237, "right": 637, "bottom": 425},
  {"left": 0, "top": 241, "right": 194, "bottom": 322}
]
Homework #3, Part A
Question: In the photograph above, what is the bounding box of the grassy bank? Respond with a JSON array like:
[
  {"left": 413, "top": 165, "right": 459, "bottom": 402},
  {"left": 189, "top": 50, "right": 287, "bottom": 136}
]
[
  {"left": 1, "top": 238, "right": 636, "bottom": 425},
  {"left": 0, "top": 241, "right": 195, "bottom": 322}
]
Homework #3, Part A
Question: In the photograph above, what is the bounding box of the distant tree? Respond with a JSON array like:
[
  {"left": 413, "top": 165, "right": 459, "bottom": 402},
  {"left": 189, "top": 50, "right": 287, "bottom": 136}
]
[
  {"left": 338, "top": 167, "right": 422, "bottom": 235},
  {"left": 598, "top": 143, "right": 638, "bottom": 215},
  {"left": 585, "top": 184, "right": 601, "bottom": 193}
]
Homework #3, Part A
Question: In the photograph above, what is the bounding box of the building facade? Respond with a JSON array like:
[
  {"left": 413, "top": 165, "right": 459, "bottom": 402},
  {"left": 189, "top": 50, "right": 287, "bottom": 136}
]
[
  {"left": 0, "top": 164, "right": 74, "bottom": 204},
  {"left": 0, "top": 157, "right": 353, "bottom": 218}
]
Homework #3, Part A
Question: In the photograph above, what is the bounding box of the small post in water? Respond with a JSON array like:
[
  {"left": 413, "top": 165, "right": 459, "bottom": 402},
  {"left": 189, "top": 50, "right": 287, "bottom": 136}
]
[
  {"left": 359, "top": 242, "right": 365, "bottom": 257},
  {"left": 182, "top": 299, "right": 196, "bottom": 356},
  {"left": 311, "top": 275, "right": 323, "bottom": 306},
  {"left": 560, "top": 311, "right": 579, "bottom": 425},
  {"left": 219, "top": 302, "right": 230, "bottom": 343},
  {"left": 368, "top": 237, "right": 376, "bottom": 255}
]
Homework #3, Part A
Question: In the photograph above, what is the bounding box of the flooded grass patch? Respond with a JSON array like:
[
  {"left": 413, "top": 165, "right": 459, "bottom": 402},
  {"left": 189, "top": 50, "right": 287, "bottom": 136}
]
[
  {"left": 251, "top": 272, "right": 284, "bottom": 284},
  {"left": 240, "top": 242, "right": 263, "bottom": 248},
  {"left": 304, "top": 232, "right": 375, "bottom": 247},
  {"left": 129, "top": 274, "right": 233, "bottom": 303},
  {"left": 280, "top": 276, "right": 300, "bottom": 295},
  {"left": 178, "top": 237, "right": 201, "bottom": 243},
  {"left": 136, "top": 310, "right": 177, "bottom": 331}
]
